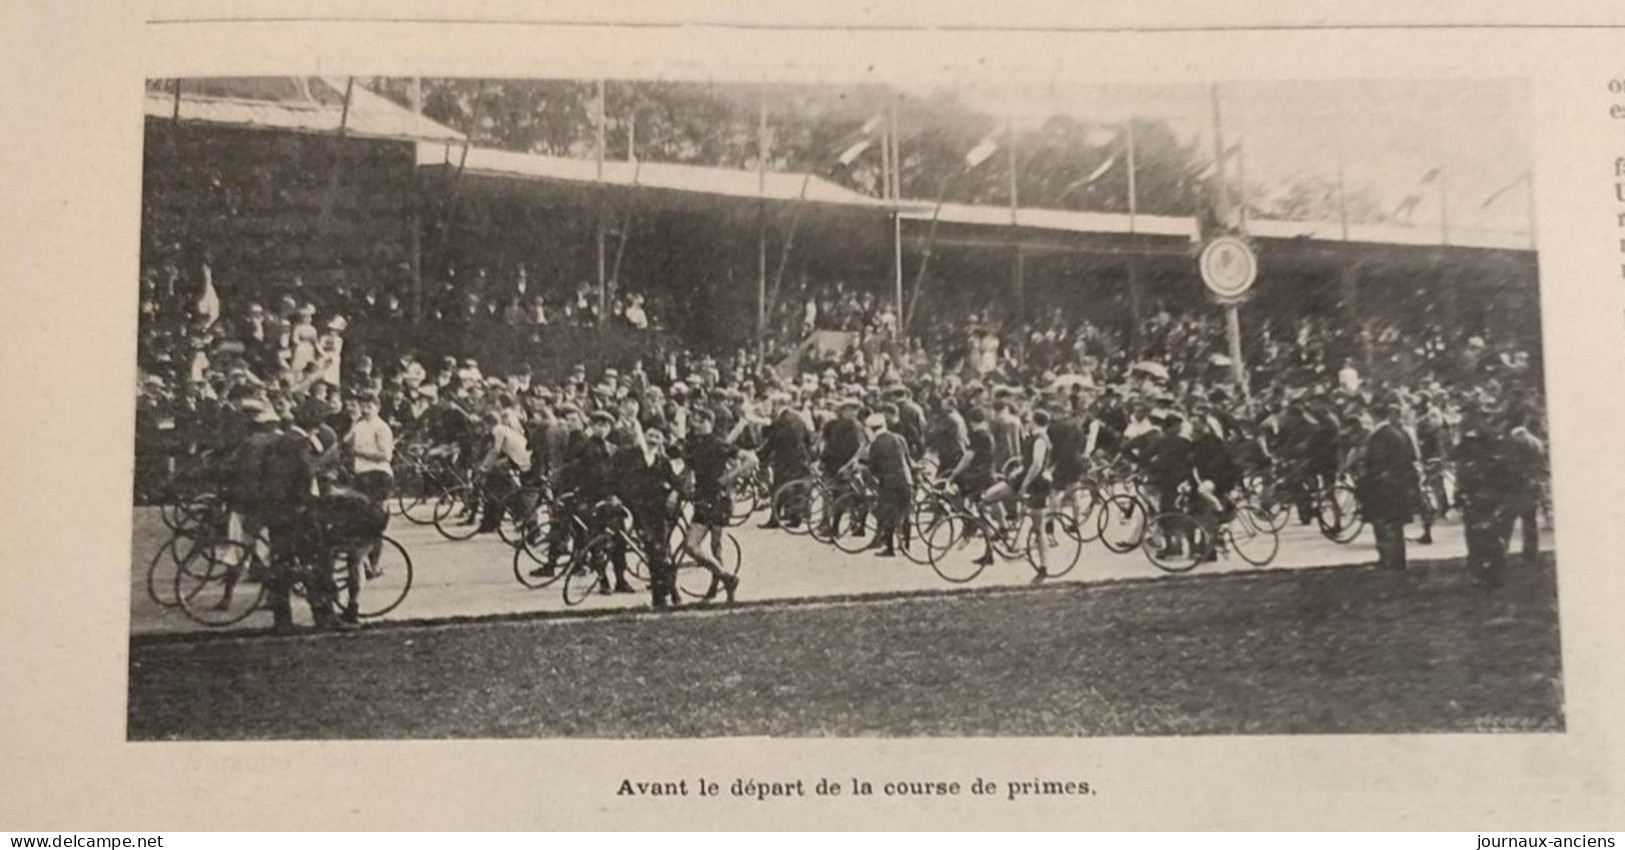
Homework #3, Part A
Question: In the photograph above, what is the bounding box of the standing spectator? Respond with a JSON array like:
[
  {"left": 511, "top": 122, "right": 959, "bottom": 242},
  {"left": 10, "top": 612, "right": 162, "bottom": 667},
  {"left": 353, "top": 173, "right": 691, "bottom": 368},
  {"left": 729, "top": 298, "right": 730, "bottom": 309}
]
[{"left": 1357, "top": 399, "right": 1419, "bottom": 570}]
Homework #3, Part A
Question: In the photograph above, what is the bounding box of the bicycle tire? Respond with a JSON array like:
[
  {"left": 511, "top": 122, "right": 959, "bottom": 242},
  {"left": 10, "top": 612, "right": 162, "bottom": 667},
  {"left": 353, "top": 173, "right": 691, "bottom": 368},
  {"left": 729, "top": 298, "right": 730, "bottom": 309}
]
[
  {"left": 513, "top": 531, "right": 569, "bottom": 590},
  {"left": 1143, "top": 512, "right": 1210, "bottom": 574},
  {"left": 1316, "top": 484, "right": 1364, "bottom": 544},
  {"left": 828, "top": 494, "right": 874, "bottom": 554},
  {"left": 1065, "top": 487, "right": 1104, "bottom": 543},
  {"left": 145, "top": 533, "right": 198, "bottom": 608},
  {"left": 676, "top": 532, "right": 741, "bottom": 599},
  {"left": 497, "top": 487, "right": 548, "bottom": 548},
  {"left": 901, "top": 496, "right": 951, "bottom": 566},
  {"left": 561, "top": 543, "right": 609, "bottom": 606},
  {"left": 1228, "top": 508, "right": 1280, "bottom": 567},
  {"left": 1097, "top": 494, "right": 1148, "bottom": 554},
  {"left": 173, "top": 539, "right": 267, "bottom": 627},
  {"left": 926, "top": 513, "right": 989, "bottom": 583},
  {"left": 770, "top": 478, "right": 817, "bottom": 536},
  {"left": 1028, "top": 512, "right": 1083, "bottom": 578},
  {"left": 390, "top": 462, "right": 426, "bottom": 518},
  {"left": 432, "top": 484, "right": 483, "bottom": 541},
  {"left": 346, "top": 535, "right": 414, "bottom": 619}
]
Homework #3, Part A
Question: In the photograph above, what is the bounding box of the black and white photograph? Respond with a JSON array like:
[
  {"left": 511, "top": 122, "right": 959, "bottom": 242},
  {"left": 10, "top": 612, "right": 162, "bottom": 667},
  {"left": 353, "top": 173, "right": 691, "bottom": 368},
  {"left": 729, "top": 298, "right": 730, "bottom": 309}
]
[{"left": 125, "top": 72, "right": 1558, "bottom": 741}]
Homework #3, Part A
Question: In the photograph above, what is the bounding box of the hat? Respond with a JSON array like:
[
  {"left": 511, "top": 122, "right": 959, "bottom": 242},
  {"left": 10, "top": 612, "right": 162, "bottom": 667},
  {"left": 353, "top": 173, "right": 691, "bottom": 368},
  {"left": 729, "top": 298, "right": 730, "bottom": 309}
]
[
  {"left": 417, "top": 383, "right": 439, "bottom": 400},
  {"left": 326, "top": 316, "right": 348, "bottom": 332},
  {"left": 296, "top": 304, "right": 316, "bottom": 317},
  {"left": 589, "top": 411, "right": 615, "bottom": 426},
  {"left": 864, "top": 413, "right": 886, "bottom": 428},
  {"left": 838, "top": 398, "right": 863, "bottom": 411},
  {"left": 253, "top": 407, "right": 281, "bottom": 425},
  {"left": 669, "top": 381, "right": 689, "bottom": 396},
  {"left": 556, "top": 404, "right": 582, "bottom": 418}
]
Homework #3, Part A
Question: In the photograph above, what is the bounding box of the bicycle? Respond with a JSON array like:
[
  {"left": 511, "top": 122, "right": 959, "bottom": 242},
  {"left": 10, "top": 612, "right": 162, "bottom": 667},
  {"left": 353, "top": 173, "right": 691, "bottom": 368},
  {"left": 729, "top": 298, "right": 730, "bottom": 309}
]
[
  {"left": 560, "top": 499, "right": 651, "bottom": 606},
  {"left": 666, "top": 508, "right": 743, "bottom": 600},
  {"left": 767, "top": 474, "right": 827, "bottom": 536},
  {"left": 173, "top": 511, "right": 413, "bottom": 627},
  {"left": 1142, "top": 485, "right": 1280, "bottom": 574},
  {"left": 813, "top": 468, "right": 879, "bottom": 554},
  {"left": 923, "top": 498, "right": 1082, "bottom": 584}
]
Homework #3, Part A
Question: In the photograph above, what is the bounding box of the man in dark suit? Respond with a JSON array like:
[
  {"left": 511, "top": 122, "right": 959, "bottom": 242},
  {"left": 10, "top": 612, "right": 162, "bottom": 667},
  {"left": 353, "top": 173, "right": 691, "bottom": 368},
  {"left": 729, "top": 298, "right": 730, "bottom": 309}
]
[
  {"left": 1358, "top": 400, "right": 1419, "bottom": 570},
  {"left": 1145, "top": 412, "right": 1194, "bottom": 517},
  {"left": 759, "top": 391, "right": 814, "bottom": 529},
  {"left": 861, "top": 410, "right": 914, "bottom": 557}
]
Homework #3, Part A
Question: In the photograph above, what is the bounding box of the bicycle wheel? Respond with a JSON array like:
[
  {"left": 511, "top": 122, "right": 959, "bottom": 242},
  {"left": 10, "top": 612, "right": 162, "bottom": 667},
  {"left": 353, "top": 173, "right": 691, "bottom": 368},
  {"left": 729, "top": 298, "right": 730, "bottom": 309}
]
[
  {"left": 769, "top": 478, "right": 816, "bottom": 535},
  {"left": 900, "top": 496, "right": 949, "bottom": 566},
  {"left": 1316, "top": 485, "right": 1364, "bottom": 544},
  {"left": 1027, "top": 512, "right": 1083, "bottom": 578},
  {"left": 1228, "top": 508, "right": 1280, "bottom": 567},
  {"left": 1064, "top": 487, "right": 1103, "bottom": 543},
  {"left": 561, "top": 544, "right": 609, "bottom": 606},
  {"left": 432, "top": 484, "right": 483, "bottom": 541},
  {"left": 516, "top": 516, "right": 578, "bottom": 584},
  {"left": 497, "top": 487, "right": 548, "bottom": 548},
  {"left": 1097, "top": 494, "right": 1149, "bottom": 554},
  {"left": 390, "top": 462, "right": 425, "bottom": 518},
  {"left": 173, "top": 538, "right": 266, "bottom": 627},
  {"left": 1143, "top": 513, "right": 1210, "bottom": 574},
  {"left": 726, "top": 478, "right": 757, "bottom": 526},
  {"left": 332, "top": 535, "right": 413, "bottom": 619},
  {"left": 926, "top": 513, "right": 990, "bottom": 583},
  {"left": 676, "top": 532, "right": 741, "bottom": 599},
  {"left": 829, "top": 495, "right": 874, "bottom": 554},
  {"left": 145, "top": 533, "right": 198, "bottom": 608}
]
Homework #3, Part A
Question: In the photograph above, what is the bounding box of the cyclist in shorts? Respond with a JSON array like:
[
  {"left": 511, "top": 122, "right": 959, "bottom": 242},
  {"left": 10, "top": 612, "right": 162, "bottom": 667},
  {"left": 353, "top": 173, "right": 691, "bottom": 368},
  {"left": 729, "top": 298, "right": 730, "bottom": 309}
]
[
  {"left": 675, "top": 407, "right": 744, "bottom": 602},
  {"left": 974, "top": 408, "right": 1053, "bottom": 574}
]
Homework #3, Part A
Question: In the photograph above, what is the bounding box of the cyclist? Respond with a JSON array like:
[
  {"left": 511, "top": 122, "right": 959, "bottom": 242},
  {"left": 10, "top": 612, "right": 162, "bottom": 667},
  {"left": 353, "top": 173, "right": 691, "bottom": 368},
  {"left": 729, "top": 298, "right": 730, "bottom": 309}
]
[{"left": 674, "top": 408, "right": 744, "bottom": 601}]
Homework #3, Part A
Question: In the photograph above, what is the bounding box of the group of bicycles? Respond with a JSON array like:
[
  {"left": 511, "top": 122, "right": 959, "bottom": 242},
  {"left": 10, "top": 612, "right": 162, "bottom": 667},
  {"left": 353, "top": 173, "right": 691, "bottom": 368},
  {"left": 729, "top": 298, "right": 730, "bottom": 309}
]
[
  {"left": 756, "top": 452, "right": 1396, "bottom": 582},
  {"left": 384, "top": 439, "right": 758, "bottom": 606},
  {"left": 145, "top": 456, "right": 415, "bottom": 628}
]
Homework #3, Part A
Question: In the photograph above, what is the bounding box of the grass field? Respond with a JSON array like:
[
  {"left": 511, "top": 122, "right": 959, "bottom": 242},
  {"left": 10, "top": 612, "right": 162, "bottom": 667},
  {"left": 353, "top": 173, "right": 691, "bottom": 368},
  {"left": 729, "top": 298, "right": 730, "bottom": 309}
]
[{"left": 127, "top": 555, "right": 1564, "bottom": 739}]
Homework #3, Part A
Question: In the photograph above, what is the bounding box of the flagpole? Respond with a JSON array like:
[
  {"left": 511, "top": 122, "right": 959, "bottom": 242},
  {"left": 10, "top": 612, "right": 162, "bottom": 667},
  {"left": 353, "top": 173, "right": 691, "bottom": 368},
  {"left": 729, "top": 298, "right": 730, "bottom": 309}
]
[
  {"left": 1209, "top": 82, "right": 1247, "bottom": 396},
  {"left": 904, "top": 173, "right": 953, "bottom": 331},
  {"left": 1125, "top": 119, "right": 1138, "bottom": 234},
  {"left": 595, "top": 78, "right": 608, "bottom": 328},
  {"left": 610, "top": 116, "right": 642, "bottom": 290},
  {"left": 756, "top": 82, "right": 769, "bottom": 362},
  {"left": 889, "top": 96, "right": 904, "bottom": 340}
]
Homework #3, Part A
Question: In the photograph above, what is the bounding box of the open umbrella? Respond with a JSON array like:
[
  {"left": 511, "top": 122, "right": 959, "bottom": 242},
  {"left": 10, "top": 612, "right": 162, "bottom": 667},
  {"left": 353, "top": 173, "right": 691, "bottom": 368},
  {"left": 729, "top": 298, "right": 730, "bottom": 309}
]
[{"left": 1130, "top": 361, "right": 1170, "bottom": 381}]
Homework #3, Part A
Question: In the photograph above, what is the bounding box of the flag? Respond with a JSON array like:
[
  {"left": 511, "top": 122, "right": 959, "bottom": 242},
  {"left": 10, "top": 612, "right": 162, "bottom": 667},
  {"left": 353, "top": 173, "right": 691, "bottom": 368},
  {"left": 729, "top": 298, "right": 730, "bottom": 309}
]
[
  {"left": 832, "top": 115, "right": 884, "bottom": 167},
  {"left": 1394, "top": 194, "right": 1423, "bottom": 219},
  {"left": 1419, "top": 166, "right": 1442, "bottom": 184},
  {"left": 1084, "top": 155, "right": 1117, "bottom": 183},
  {"left": 1059, "top": 156, "right": 1118, "bottom": 198},
  {"left": 964, "top": 131, "right": 1001, "bottom": 168}
]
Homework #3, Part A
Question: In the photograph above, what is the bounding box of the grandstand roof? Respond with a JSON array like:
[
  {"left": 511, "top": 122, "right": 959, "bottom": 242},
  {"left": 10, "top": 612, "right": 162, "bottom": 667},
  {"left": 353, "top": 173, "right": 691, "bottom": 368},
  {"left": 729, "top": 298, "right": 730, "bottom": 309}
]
[
  {"left": 417, "top": 143, "right": 907, "bottom": 212},
  {"left": 900, "top": 201, "right": 1533, "bottom": 255},
  {"left": 144, "top": 77, "right": 464, "bottom": 144},
  {"left": 901, "top": 202, "right": 1199, "bottom": 240}
]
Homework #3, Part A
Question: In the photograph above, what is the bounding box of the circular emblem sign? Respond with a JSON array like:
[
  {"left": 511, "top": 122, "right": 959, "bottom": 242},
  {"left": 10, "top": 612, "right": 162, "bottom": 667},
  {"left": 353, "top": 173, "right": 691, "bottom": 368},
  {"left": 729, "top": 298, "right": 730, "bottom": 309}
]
[{"left": 1198, "top": 236, "right": 1259, "bottom": 301}]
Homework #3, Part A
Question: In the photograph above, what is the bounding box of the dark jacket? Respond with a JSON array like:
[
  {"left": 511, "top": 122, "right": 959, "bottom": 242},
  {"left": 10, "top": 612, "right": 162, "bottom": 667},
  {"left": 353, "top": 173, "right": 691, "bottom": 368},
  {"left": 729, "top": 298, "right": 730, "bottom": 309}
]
[{"left": 1358, "top": 422, "right": 1419, "bottom": 523}]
